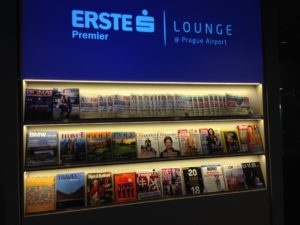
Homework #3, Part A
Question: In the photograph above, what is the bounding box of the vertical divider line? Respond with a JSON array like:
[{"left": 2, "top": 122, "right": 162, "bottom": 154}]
[{"left": 163, "top": 10, "right": 167, "bottom": 47}]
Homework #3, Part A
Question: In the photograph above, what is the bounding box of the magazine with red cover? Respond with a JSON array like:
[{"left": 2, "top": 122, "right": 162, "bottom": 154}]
[{"left": 114, "top": 172, "right": 137, "bottom": 203}]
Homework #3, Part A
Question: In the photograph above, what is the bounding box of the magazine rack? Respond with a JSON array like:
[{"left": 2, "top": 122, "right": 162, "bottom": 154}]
[{"left": 21, "top": 80, "right": 271, "bottom": 225}]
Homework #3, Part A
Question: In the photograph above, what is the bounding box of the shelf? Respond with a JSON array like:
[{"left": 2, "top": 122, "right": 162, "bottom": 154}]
[
  {"left": 24, "top": 151, "right": 265, "bottom": 172},
  {"left": 23, "top": 115, "right": 264, "bottom": 126},
  {"left": 24, "top": 188, "right": 268, "bottom": 217}
]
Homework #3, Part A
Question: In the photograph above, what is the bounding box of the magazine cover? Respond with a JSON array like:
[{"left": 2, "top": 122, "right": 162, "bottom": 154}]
[
  {"left": 158, "top": 131, "right": 181, "bottom": 158},
  {"left": 199, "top": 128, "right": 223, "bottom": 154},
  {"left": 208, "top": 95, "right": 216, "bottom": 116},
  {"left": 192, "top": 96, "right": 199, "bottom": 116},
  {"left": 112, "top": 132, "right": 137, "bottom": 160},
  {"left": 26, "top": 131, "right": 58, "bottom": 166},
  {"left": 150, "top": 95, "right": 156, "bottom": 117},
  {"left": 197, "top": 96, "right": 204, "bottom": 116},
  {"left": 237, "top": 125, "right": 264, "bottom": 152},
  {"left": 60, "top": 132, "right": 86, "bottom": 163},
  {"left": 56, "top": 172, "right": 85, "bottom": 210},
  {"left": 175, "top": 95, "right": 193, "bottom": 117},
  {"left": 136, "top": 132, "right": 159, "bottom": 158},
  {"left": 178, "top": 129, "right": 201, "bottom": 156},
  {"left": 53, "top": 88, "right": 80, "bottom": 120},
  {"left": 25, "top": 88, "right": 53, "bottom": 121},
  {"left": 136, "top": 169, "right": 161, "bottom": 200},
  {"left": 237, "top": 125, "right": 249, "bottom": 152},
  {"left": 79, "top": 96, "right": 98, "bottom": 119},
  {"left": 218, "top": 95, "right": 225, "bottom": 115},
  {"left": 160, "top": 95, "right": 168, "bottom": 117},
  {"left": 107, "top": 95, "right": 114, "bottom": 118},
  {"left": 113, "top": 95, "right": 130, "bottom": 118},
  {"left": 182, "top": 167, "right": 204, "bottom": 195},
  {"left": 161, "top": 168, "right": 182, "bottom": 197},
  {"left": 201, "top": 164, "right": 226, "bottom": 193},
  {"left": 225, "top": 94, "right": 252, "bottom": 115},
  {"left": 86, "top": 132, "right": 112, "bottom": 162},
  {"left": 167, "top": 94, "right": 175, "bottom": 116},
  {"left": 203, "top": 96, "right": 211, "bottom": 116},
  {"left": 222, "top": 130, "right": 241, "bottom": 153},
  {"left": 223, "top": 165, "right": 247, "bottom": 191},
  {"left": 130, "top": 95, "right": 138, "bottom": 117},
  {"left": 242, "top": 162, "right": 265, "bottom": 189},
  {"left": 25, "top": 176, "right": 55, "bottom": 213},
  {"left": 87, "top": 172, "right": 113, "bottom": 206},
  {"left": 137, "top": 95, "right": 144, "bottom": 117},
  {"left": 98, "top": 95, "right": 107, "bottom": 118},
  {"left": 114, "top": 172, "right": 137, "bottom": 203},
  {"left": 143, "top": 95, "right": 151, "bottom": 117}
]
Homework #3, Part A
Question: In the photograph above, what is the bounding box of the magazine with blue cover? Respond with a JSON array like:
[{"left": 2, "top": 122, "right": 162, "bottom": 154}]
[
  {"left": 26, "top": 131, "right": 58, "bottom": 166},
  {"left": 56, "top": 172, "right": 85, "bottom": 210}
]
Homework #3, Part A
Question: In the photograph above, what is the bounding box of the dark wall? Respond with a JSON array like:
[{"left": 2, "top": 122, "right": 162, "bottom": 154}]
[
  {"left": 278, "top": 1, "right": 300, "bottom": 224},
  {"left": 1, "top": 0, "right": 20, "bottom": 225}
]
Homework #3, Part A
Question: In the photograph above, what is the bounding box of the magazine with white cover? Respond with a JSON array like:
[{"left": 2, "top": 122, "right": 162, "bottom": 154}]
[
  {"left": 106, "top": 95, "right": 114, "bottom": 118},
  {"left": 201, "top": 164, "right": 226, "bottom": 193},
  {"left": 198, "top": 96, "right": 204, "bottom": 116},
  {"left": 225, "top": 93, "right": 252, "bottom": 115},
  {"left": 143, "top": 95, "right": 151, "bottom": 117},
  {"left": 113, "top": 95, "right": 130, "bottom": 118},
  {"left": 192, "top": 96, "right": 199, "bottom": 116},
  {"left": 80, "top": 96, "right": 98, "bottom": 119},
  {"left": 203, "top": 96, "right": 211, "bottom": 116},
  {"left": 167, "top": 95, "right": 175, "bottom": 117},
  {"left": 158, "top": 131, "right": 181, "bottom": 158},
  {"left": 98, "top": 95, "right": 107, "bottom": 118},
  {"left": 136, "top": 132, "right": 159, "bottom": 158},
  {"left": 130, "top": 95, "right": 138, "bottom": 118}
]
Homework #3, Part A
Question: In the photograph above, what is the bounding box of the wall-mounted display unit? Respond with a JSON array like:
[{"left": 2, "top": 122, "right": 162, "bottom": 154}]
[{"left": 13, "top": 0, "right": 283, "bottom": 225}]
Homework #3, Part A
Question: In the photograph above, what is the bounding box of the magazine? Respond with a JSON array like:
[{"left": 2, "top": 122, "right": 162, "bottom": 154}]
[
  {"left": 86, "top": 132, "right": 112, "bottom": 162},
  {"left": 201, "top": 164, "right": 226, "bottom": 193},
  {"left": 223, "top": 164, "right": 247, "bottom": 191},
  {"left": 158, "top": 131, "right": 181, "bottom": 158},
  {"left": 98, "top": 95, "right": 107, "bottom": 118},
  {"left": 26, "top": 131, "right": 58, "bottom": 166},
  {"left": 199, "top": 128, "right": 223, "bottom": 154},
  {"left": 56, "top": 172, "right": 85, "bottom": 209},
  {"left": 112, "top": 132, "right": 137, "bottom": 160},
  {"left": 114, "top": 172, "right": 137, "bottom": 203},
  {"left": 182, "top": 167, "right": 204, "bottom": 195},
  {"left": 79, "top": 96, "right": 98, "bottom": 119},
  {"left": 136, "top": 132, "right": 159, "bottom": 158},
  {"left": 161, "top": 168, "right": 183, "bottom": 197},
  {"left": 242, "top": 162, "right": 265, "bottom": 189},
  {"left": 136, "top": 169, "right": 161, "bottom": 200},
  {"left": 237, "top": 125, "right": 264, "bottom": 152},
  {"left": 25, "top": 88, "right": 53, "bottom": 121},
  {"left": 25, "top": 176, "right": 55, "bottom": 213},
  {"left": 53, "top": 88, "right": 80, "bottom": 120},
  {"left": 86, "top": 172, "right": 113, "bottom": 206},
  {"left": 60, "top": 132, "right": 86, "bottom": 163},
  {"left": 222, "top": 130, "right": 241, "bottom": 153}
]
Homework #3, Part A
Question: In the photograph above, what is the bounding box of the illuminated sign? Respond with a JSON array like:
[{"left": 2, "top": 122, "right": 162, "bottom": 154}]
[{"left": 22, "top": 0, "right": 263, "bottom": 82}]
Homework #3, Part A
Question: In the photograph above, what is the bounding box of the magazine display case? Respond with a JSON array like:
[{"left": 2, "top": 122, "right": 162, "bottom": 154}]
[
  {"left": 22, "top": 80, "right": 270, "bottom": 225},
  {"left": 3, "top": 1, "right": 282, "bottom": 225}
]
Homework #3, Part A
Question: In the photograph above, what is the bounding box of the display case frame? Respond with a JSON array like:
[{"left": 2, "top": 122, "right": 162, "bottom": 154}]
[{"left": 1, "top": 0, "right": 284, "bottom": 225}]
